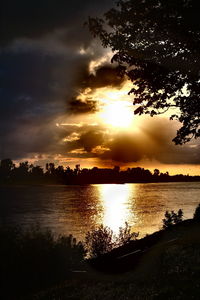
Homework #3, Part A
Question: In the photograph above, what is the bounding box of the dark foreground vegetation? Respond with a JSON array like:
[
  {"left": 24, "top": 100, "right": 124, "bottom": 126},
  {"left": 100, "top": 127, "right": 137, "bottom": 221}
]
[
  {"left": 0, "top": 226, "right": 85, "bottom": 299},
  {"left": 1, "top": 158, "right": 200, "bottom": 185},
  {"left": 39, "top": 219, "right": 200, "bottom": 300},
  {"left": 1, "top": 204, "right": 200, "bottom": 299}
]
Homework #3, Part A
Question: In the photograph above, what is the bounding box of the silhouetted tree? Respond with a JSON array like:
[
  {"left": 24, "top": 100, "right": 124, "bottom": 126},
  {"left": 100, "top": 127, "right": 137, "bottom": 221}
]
[
  {"left": 154, "top": 169, "right": 160, "bottom": 176},
  {"left": 0, "top": 158, "right": 198, "bottom": 185},
  {"left": 116, "top": 222, "right": 139, "bottom": 246},
  {"left": 14, "top": 161, "right": 30, "bottom": 180},
  {"left": 163, "top": 209, "right": 183, "bottom": 229},
  {"left": 85, "top": 223, "right": 139, "bottom": 258},
  {"left": 31, "top": 166, "right": 44, "bottom": 178},
  {"left": 74, "top": 164, "right": 80, "bottom": 175},
  {"left": 45, "top": 163, "right": 49, "bottom": 172},
  {"left": 113, "top": 165, "right": 120, "bottom": 173},
  {"left": 49, "top": 163, "right": 55, "bottom": 175},
  {"left": 88, "top": 0, "right": 200, "bottom": 144},
  {"left": 177, "top": 209, "right": 183, "bottom": 223},
  {"left": 193, "top": 203, "right": 200, "bottom": 221},
  {"left": 163, "top": 211, "right": 173, "bottom": 229},
  {"left": 171, "top": 209, "right": 183, "bottom": 224},
  {"left": 0, "top": 158, "right": 15, "bottom": 172},
  {"left": 85, "top": 225, "right": 114, "bottom": 258},
  {"left": 0, "top": 158, "right": 15, "bottom": 182}
]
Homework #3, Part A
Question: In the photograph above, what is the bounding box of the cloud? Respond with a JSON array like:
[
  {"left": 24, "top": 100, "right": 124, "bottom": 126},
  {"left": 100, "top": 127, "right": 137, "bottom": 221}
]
[
  {"left": 79, "top": 130, "right": 104, "bottom": 152},
  {"left": 68, "top": 64, "right": 125, "bottom": 114},
  {"left": 59, "top": 118, "right": 200, "bottom": 166},
  {"left": 101, "top": 134, "right": 143, "bottom": 163},
  {"left": 79, "top": 65, "right": 126, "bottom": 90},
  {"left": 1, "top": 0, "right": 115, "bottom": 46},
  {"left": 1, "top": 0, "right": 200, "bottom": 170},
  {"left": 0, "top": 1, "right": 114, "bottom": 160},
  {"left": 69, "top": 98, "right": 97, "bottom": 114}
]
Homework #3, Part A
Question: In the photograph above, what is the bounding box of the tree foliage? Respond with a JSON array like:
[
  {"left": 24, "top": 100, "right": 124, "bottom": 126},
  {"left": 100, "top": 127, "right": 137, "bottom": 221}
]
[
  {"left": 85, "top": 224, "right": 114, "bottom": 258},
  {"left": 162, "top": 209, "right": 183, "bottom": 229},
  {"left": 87, "top": 0, "right": 200, "bottom": 144},
  {"left": 85, "top": 223, "right": 139, "bottom": 258},
  {"left": 116, "top": 221, "right": 139, "bottom": 246},
  {"left": 193, "top": 203, "right": 200, "bottom": 221}
]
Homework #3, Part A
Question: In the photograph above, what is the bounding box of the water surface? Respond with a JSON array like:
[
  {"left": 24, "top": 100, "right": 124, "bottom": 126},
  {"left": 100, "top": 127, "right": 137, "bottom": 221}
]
[{"left": 0, "top": 182, "right": 200, "bottom": 241}]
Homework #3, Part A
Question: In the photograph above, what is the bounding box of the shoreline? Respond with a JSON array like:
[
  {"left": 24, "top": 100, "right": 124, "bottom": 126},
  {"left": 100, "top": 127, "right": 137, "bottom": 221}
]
[
  {"left": 1, "top": 179, "right": 200, "bottom": 187},
  {"left": 1, "top": 217, "right": 200, "bottom": 299},
  {"left": 87, "top": 218, "right": 200, "bottom": 273}
]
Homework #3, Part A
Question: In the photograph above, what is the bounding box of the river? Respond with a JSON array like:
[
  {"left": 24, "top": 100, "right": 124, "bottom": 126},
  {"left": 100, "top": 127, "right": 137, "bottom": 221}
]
[{"left": 0, "top": 182, "right": 200, "bottom": 241}]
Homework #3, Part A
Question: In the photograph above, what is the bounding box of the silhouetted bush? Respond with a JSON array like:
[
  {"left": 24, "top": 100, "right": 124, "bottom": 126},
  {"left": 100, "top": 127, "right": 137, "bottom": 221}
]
[
  {"left": 116, "top": 222, "right": 139, "bottom": 247},
  {"left": 85, "top": 225, "right": 114, "bottom": 258},
  {"left": 162, "top": 209, "right": 183, "bottom": 229},
  {"left": 193, "top": 203, "right": 200, "bottom": 221},
  {"left": 0, "top": 225, "right": 85, "bottom": 298},
  {"left": 85, "top": 223, "right": 139, "bottom": 258}
]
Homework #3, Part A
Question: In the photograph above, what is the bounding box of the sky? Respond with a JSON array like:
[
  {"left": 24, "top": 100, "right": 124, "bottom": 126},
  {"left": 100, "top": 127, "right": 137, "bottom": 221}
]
[{"left": 1, "top": 0, "right": 200, "bottom": 175}]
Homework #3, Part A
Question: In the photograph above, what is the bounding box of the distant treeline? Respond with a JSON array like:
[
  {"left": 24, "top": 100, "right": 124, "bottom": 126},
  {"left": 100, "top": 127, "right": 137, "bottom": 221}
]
[{"left": 0, "top": 158, "right": 200, "bottom": 185}]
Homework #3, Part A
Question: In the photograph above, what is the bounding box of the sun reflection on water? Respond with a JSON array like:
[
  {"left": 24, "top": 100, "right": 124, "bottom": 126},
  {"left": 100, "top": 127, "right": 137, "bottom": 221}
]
[{"left": 97, "top": 184, "right": 134, "bottom": 233}]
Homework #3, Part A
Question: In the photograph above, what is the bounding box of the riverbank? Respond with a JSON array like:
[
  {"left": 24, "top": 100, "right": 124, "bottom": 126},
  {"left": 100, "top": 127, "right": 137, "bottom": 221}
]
[
  {"left": 1, "top": 177, "right": 200, "bottom": 186},
  {"left": 87, "top": 218, "right": 199, "bottom": 271},
  {"left": 34, "top": 219, "right": 200, "bottom": 299},
  {"left": 1, "top": 218, "right": 200, "bottom": 299}
]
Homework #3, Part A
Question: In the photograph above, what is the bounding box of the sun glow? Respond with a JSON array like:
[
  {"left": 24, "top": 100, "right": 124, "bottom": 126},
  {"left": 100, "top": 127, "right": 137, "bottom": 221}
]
[
  {"left": 88, "top": 81, "right": 136, "bottom": 129},
  {"left": 74, "top": 79, "right": 136, "bottom": 129},
  {"left": 100, "top": 100, "right": 133, "bottom": 128}
]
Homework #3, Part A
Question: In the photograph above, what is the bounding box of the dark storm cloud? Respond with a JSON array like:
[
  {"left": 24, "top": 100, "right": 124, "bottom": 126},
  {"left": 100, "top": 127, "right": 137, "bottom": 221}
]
[
  {"left": 0, "top": 119, "right": 66, "bottom": 160},
  {"left": 0, "top": 48, "right": 90, "bottom": 152},
  {"left": 0, "top": 49, "right": 83, "bottom": 160},
  {"left": 68, "top": 65, "right": 126, "bottom": 114},
  {"left": 156, "top": 144, "right": 200, "bottom": 165},
  {"left": 101, "top": 134, "right": 142, "bottom": 163},
  {"left": 79, "top": 130, "right": 104, "bottom": 152},
  {"left": 62, "top": 127, "right": 104, "bottom": 153},
  {"left": 1, "top": 0, "right": 115, "bottom": 46},
  {"left": 78, "top": 65, "right": 126, "bottom": 89},
  {"left": 69, "top": 98, "right": 97, "bottom": 114},
  {"left": 135, "top": 118, "right": 200, "bottom": 165},
  {"left": 1, "top": 0, "right": 115, "bottom": 160},
  {"left": 61, "top": 119, "right": 200, "bottom": 165}
]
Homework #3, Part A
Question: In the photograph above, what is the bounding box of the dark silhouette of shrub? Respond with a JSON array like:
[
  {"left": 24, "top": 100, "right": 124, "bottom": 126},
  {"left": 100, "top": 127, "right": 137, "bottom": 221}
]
[
  {"left": 163, "top": 211, "right": 173, "bottom": 229},
  {"left": 85, "top": 224, "right": 114, "bottom": 258},
  {"left": 172, "top": 209, "right": 183, "bottom": 224},
  {"left": 0, "top": 225, "right": 85, "bottom": 298},
  {"left": 116, "top": 222, "right": 139, "bottom": 247},
  {"left": 85, "top": 223, "right": 139, "bottom": 258},
  {"left": 193, "top": 204, "right": 200, "bottom": 221},
  {"left": 163, "top": 209, "right": 183, "bottom": 229}
]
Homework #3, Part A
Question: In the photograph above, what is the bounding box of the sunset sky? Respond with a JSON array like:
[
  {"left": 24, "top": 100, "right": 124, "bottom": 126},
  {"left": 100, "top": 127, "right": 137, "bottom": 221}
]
[{"left": 1, "top": 0, "right": 200, "bottom": 175}]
